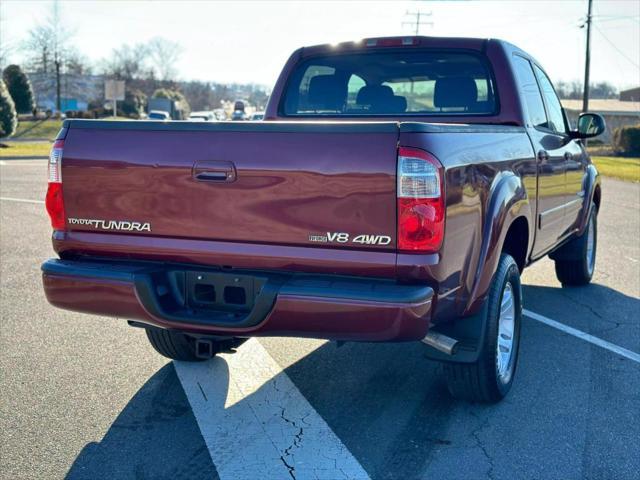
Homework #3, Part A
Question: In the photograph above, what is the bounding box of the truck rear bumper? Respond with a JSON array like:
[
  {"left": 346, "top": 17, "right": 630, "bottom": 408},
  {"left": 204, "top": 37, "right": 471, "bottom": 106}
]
[{"left": 42, "top": 258, "right": 433, "bottom": 342}]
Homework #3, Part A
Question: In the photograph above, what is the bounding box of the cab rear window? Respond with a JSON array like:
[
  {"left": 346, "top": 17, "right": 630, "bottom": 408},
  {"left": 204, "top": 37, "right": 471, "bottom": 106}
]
[{"left": 281, "top": 50, "right": 497, "bottom": 116}]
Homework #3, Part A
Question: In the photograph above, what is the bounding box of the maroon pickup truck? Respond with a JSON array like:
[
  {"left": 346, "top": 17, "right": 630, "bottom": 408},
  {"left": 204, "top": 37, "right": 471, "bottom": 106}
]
[{"left": 42, "top": 36, "right": 605, "bottom": 403}]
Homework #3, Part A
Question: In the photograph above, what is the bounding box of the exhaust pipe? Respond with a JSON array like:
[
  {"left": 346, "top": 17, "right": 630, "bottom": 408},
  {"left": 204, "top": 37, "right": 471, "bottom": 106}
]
[{"left": 422, "top": 331, "right": 459, "bottom": 355}]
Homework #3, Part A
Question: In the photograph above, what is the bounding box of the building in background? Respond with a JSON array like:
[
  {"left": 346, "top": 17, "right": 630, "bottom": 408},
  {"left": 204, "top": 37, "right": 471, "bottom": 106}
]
[
  {"left": 561, "top": 97, "right": 639, "bottom": 144},
  {"left": 28, "top": 72, "right": 104, "bottom": 112},
  {"left": 620, "top": 87, "right": 640, "bottom": 102}
]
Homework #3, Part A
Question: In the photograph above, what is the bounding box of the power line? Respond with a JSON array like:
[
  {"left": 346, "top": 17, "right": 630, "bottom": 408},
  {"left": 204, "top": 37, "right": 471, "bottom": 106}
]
[
  {"left": 593, "top": 24, "right": 640, "bottom": 69},
  {"left": 592, "top": 14, "right": 640, "bottom": 20}
]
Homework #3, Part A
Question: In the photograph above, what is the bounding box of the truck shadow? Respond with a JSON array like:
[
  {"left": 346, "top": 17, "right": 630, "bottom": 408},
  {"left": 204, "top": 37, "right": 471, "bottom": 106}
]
[
  {"left": 65, "top": 363, "right": 220, "bottom": 480},
  {"left": 66, "top": 282, "right": 637, "bottom": 480},
  {"left": 65, "top": 341, "right": 461, "bottom": 480}
]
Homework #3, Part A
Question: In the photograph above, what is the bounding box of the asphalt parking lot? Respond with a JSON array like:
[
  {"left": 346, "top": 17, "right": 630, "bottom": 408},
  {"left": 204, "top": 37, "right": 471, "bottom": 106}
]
[{"left": 1, "top": 158, "right": 638, "bottom": 480}]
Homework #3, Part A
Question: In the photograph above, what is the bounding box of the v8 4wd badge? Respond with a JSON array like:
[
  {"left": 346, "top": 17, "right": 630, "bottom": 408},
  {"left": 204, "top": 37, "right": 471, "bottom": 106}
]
[{"left": 308, "top": 232, "right": 392, "bottom": 246}]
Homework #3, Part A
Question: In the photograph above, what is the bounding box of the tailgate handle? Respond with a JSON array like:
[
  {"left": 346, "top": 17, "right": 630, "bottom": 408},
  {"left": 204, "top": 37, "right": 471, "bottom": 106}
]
[
  {"left": 196, "top": 171, "right": 230, "bottom": 181},
  {"left": 193, "top": 160, "right": 236, "bottom": 183}
]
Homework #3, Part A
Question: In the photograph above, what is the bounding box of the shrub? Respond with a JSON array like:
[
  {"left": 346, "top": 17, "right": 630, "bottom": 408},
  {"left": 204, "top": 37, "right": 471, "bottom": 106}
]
[
  {"left": 612, "top": 124, "right": 640, "bottom": 156},
  {"left": 0, "top": 79, "right": 18, "bottom": 138},
  {"left": 121, "top": 89, "right": 147, "bottom": 118},
  {"left": 151, "top": 88, "right": 174, "bottom": 100},
  {"left": 2, "top": 65, "right": 35, "bottom": 114}
]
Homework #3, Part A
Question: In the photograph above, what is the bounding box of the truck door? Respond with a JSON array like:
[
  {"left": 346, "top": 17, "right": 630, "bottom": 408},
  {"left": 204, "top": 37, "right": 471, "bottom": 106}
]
[
  {"left": 533, "top": 64, "right": 586, "bottom": 234},
  {"left": 512, "top": 55, "right": 567, "bottom": 256}
]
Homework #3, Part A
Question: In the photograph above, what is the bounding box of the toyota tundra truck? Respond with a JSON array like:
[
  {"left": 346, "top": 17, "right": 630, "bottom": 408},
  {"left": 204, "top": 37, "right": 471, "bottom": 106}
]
[{"left": 42, "top": 36, "right": 605, "bottom": 403}]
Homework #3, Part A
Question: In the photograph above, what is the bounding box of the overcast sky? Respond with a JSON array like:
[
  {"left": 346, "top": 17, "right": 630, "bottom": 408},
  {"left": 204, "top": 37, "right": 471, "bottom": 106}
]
[{"left": 1, "top": 0, "right": 639, "bottom": 89}]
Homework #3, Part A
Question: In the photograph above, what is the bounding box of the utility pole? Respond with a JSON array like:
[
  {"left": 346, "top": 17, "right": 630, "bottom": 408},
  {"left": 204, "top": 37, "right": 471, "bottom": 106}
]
[
  {"left": 402, "top": 10, "right": 433, "bottom": 35},
  {"left": 582, "top": 0, "right": 593, "bottom": 112}
]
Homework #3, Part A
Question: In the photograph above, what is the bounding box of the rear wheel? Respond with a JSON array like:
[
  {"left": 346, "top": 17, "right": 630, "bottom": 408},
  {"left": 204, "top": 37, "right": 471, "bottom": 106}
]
[
  {"left": 443, "top": 253, "right": 522, "bottom": 403},
  {"left": 554, "top": 205, "right": 597, "bottom": 286}
]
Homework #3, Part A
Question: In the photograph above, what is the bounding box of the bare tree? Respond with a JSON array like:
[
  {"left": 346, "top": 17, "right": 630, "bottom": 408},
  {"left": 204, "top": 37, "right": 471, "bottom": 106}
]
[
  {"left": 65, "top": 51, "right": 92, "bottom": 76},
  {"left": 101, "top": 44, "right": 150, "bottom": 80},
  {"left": 22, "top": 0, "right": 74, "bottom": 111},
  {"left": 22, "top": 25, "right": 52, "bottom": 73},
  {"left": 0, "top": 11, "right": 16, "bottom": 71},
  {"left": 556, "top": 79, "right": 618, "bottom": 100},
  {"left": 147, "top": 37, "right": 183, "bottom": 81},
  {"left": 0, "top": 44, "right": 14, "bottom": 72}
]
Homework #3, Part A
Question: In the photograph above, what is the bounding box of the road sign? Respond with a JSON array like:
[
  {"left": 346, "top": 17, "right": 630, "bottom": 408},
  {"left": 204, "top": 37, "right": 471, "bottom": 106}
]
[
  {"left": 105, "top": 80, "right": 125, "bottom": 117},
  {"left": 105, "top": 80, "right": 125, "bottom": 101}
]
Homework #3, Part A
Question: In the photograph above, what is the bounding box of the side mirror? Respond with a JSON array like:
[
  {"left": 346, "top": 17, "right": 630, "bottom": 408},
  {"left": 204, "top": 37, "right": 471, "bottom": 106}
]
[{"left": 572, "top": 112, "right": 606, "bottom": 139}]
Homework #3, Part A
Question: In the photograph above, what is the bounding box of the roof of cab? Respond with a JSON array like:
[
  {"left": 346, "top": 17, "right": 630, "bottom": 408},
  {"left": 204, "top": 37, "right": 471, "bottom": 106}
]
[{"left": 298, "top": 36, "right": 505, "bottom": 57}]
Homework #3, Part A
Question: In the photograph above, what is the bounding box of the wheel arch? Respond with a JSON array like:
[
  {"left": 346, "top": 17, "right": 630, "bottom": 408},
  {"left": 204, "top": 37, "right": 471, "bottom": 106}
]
[
  {"left": 463, "top": 171, "right": 532, "bottom": 315},
  {"left": 593, "top": 182, "right": 601, "bottom": 212},
  {"left": 576, "top": 164, "right": 602, "bottom": 235}
]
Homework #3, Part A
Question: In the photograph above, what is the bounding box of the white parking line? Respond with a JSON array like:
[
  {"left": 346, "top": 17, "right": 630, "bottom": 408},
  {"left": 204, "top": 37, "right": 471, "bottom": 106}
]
[
  {"left": 524, "top": 309, "right": 640, "bottom": 363},
  {"left": 0, "top": 197, "right": 44, "bottom": 204},
  {"left": 174, "top": 338, "right": 370, "bottom": 480}
]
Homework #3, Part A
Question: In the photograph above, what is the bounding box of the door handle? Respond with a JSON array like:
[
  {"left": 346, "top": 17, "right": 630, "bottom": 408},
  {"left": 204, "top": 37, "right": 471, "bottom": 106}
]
[
  {"left": 537, "top": 150, "right": 549, "bottom": 161},
  {"left": 192, "top": 160, "right": 236, "bottom": 183}
]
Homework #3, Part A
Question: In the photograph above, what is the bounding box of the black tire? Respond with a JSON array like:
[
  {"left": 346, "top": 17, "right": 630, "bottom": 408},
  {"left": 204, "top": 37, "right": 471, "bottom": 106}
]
[
  {"left": 145, "top": 328, "right": 207, "bottom": 362},
  {"left": 554, "top": 205, "right": 597, "bottom": 286},
  {"left": 443, "top": 254, "right": 522, "bottom": 403}
]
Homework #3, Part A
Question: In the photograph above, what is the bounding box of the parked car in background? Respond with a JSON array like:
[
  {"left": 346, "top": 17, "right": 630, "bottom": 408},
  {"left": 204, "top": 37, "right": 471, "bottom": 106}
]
[
  {"left": 189, "top": 111, "right": 216, "bottom": 121},
  {"left": 250, "top": 112, "right": 265, "bottom": 121},
  {"left": 148, "top": 97, "right": 185, "bottom": 120},
  {"left": 147, "top": 110, "right": 171, "bottom": 121},
  {"left": 42, "top": 36, "right": 605, "bottom": 404}
]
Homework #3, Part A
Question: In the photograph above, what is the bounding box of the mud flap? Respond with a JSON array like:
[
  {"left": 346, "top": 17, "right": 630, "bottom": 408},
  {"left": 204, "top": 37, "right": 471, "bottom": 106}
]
[{"left": 423, "top": 298, "right": 489, "bottom": 364}]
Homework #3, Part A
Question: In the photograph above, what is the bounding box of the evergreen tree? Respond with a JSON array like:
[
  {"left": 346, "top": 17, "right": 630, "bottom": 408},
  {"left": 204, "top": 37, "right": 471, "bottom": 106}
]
[
  {"left": 0, "top": 79, "right": 18, "bottom": 138},
  {"left": 3, "top": 65, "right": 35, "bottom": 114}
]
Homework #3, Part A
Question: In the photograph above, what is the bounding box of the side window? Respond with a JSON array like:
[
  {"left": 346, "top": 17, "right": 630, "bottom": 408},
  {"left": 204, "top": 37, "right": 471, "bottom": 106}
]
[
  {"left": 533, "top": 65, "right": 566, "bottom": 134},
  {"left": 512, "top": 56, "right": 548, "bottom": 129}
]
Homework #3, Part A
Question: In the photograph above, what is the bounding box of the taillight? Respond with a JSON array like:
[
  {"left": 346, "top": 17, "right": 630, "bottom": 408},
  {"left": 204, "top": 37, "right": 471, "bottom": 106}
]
[
  {"left": 397, "top": 147, "right": 444, "bottom": 252},
  {"left": 45, "top": 139, "right": 66, "bottom": 230}
]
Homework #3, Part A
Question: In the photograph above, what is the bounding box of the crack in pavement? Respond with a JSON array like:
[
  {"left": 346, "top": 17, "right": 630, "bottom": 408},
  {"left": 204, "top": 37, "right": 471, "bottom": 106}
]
[
  {"left": 557, "top": 291, "right": 605, "bottom": 321},
  {"left": 279, "top": 407, "right": 305, "bottom": 480},
  {"left": 554, "top": 291, "right": 639, "bottom": 335},
  {"left": 469, "top": 409, "right": 496, "bottom": 480},
  {"left": 175, "top": 340, "right": 370, "bottom": 480},
  {"left": 270, "top": 377, "right": 307, "bottom": 480},
  {"left": 280, "top": 454, "right": 296, "bottom": 480}
]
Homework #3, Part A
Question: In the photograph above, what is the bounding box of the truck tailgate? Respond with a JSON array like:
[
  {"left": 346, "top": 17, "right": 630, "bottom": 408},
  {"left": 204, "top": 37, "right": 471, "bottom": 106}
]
[{"left": 61, "top": 122, "right": 399, "bottom": 251}]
